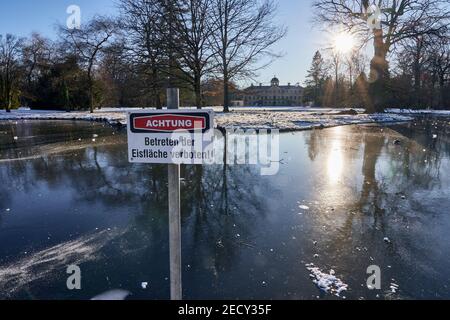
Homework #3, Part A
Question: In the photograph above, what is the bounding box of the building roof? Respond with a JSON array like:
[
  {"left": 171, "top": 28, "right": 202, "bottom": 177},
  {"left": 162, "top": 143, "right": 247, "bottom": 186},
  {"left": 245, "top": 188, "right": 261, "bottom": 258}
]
[
  {"left": 244, "top": 84, "right": 303, "bottom": 91},
  {"left": 244, "top": 77, "right": 303, "bottom": 91}
]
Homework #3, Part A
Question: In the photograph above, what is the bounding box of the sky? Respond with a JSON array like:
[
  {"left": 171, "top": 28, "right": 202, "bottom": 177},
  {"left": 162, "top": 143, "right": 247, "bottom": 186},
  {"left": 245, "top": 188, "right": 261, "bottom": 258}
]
[{"left": 0, "top": 0, "right": 326, "bottom": 86}]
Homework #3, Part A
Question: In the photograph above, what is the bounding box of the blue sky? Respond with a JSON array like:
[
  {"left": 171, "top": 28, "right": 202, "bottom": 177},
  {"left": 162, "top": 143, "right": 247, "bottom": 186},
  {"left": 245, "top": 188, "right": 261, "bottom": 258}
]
[{"left": 0, "top": 0, "right": 324, "bottom": 86}]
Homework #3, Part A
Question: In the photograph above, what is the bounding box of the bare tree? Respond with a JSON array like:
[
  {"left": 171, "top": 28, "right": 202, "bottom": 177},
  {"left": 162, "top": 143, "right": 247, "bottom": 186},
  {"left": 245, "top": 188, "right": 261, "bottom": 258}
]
[
  {"left": 161, "top": 0, "right": 216, "bottom": 109},
  {"left": 399, "top": 34, "right": 433, "bottom": 107},
  {"left": 430, "top": 38, "right": 450, "bottom": 107},
  {"left": 209, "top": 0, "right": 286, "bottom": 112},
  {"left": 329, "top": 51, "right": 342, "bottom": 106},
  {"left": 118, "top": 0, "right": 166, "bottom": 109},
  {"left": 61, "top": 16, "right": 118, "bottom": 113},
  {"left": 345, "top": 50, "right": 367, "bottom": 88},
  {"left": 0, "top": 34, "right": 24, "bottom": 112},
  {"left": 21, "top": 33, "right": 52, "bottom": 105},
  {"left": 312, "top": 0, "right": 450, "bottom": 112}
]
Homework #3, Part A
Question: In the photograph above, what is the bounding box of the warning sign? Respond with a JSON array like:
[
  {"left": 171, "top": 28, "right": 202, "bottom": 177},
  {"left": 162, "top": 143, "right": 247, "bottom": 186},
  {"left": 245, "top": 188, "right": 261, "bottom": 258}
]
[{"left": 127, "top": 110, "right": 215, "bottom": 164}]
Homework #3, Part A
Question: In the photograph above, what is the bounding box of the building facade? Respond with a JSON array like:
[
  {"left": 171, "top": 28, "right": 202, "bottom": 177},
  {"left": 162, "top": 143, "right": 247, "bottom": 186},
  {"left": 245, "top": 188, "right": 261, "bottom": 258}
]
[{"left": 242, "top": 77, "right": 303, "bottom": 106}]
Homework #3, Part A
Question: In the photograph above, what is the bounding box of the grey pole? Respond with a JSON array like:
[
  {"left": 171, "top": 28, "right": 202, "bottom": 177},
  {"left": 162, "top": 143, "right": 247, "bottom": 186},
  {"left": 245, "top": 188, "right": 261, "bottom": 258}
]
[{"left": 167, "top": 88, "right": 182, "bottom": 300}]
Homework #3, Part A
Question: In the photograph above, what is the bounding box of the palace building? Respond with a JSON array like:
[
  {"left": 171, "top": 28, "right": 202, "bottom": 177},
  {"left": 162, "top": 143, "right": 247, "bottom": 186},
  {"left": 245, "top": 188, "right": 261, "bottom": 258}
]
[{"left": 242, "top": 76, "right": 304, "bottom": 106}]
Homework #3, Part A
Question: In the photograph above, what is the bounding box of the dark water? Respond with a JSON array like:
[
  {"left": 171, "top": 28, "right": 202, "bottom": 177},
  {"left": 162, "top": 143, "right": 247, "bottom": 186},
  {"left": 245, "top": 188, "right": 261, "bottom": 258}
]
[{"left": 0, "top": 119, "right": 449, "bottom": 300}]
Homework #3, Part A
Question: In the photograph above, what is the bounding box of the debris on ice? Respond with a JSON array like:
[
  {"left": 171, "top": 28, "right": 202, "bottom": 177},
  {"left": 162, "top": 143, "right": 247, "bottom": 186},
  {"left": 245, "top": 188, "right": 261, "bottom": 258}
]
[
  {"left": 390, "top": 282, "right": 399, "bottom": 293},
  {"left": 306, "top": 263, "right": 348, "bottom": 297}
]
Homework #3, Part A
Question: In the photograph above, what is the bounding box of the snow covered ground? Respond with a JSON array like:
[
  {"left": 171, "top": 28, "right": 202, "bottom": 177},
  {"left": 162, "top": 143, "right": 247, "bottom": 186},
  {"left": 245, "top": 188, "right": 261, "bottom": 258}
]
[
  {"left": 387, "top": 108, "right": 450, "bottom": 116},
  {"left": 1, "top": 107, "right": 442, "bottom": 131}
]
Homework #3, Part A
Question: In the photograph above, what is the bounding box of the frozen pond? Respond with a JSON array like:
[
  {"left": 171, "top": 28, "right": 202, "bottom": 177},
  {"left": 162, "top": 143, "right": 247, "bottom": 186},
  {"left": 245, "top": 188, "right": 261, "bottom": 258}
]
[{"left": 0, "top": 119, "right": 449, "bottom": 300}]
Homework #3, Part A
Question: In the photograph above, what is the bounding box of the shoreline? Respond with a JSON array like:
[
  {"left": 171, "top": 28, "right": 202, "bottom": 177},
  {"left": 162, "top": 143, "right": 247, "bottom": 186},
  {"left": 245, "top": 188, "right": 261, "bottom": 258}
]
[{"left": 0, "top": 108, "right": 428, "bottom": 132}]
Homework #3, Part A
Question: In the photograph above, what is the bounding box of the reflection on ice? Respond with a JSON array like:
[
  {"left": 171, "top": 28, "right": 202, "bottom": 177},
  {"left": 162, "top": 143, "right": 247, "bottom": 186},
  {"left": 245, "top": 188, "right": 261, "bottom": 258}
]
[{"left": 327, "top": 128, "right": 344, "bottom": 184}]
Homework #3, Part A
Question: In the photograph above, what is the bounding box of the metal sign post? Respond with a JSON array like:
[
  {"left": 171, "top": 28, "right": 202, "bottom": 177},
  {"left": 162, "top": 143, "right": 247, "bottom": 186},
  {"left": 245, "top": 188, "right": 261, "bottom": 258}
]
[{"left": 167, "top": 88, "right": 182, "bottom": 300}]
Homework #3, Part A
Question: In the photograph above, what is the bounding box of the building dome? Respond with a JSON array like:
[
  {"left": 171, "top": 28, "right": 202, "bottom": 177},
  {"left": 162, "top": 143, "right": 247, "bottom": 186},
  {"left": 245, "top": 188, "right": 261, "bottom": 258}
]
[{"left": 271, "top": 76, "right": 280, "bottom": 87}]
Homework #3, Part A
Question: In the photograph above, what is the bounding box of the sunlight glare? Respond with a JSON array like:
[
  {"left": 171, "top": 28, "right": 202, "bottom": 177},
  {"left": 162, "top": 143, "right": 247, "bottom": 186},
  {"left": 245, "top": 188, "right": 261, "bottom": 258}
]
[
  {"left": 333, "top": 32, "right": 356, "bottom": 55},
  {"left": 327, "top": 129, "right": 344, "bottom": 184}
]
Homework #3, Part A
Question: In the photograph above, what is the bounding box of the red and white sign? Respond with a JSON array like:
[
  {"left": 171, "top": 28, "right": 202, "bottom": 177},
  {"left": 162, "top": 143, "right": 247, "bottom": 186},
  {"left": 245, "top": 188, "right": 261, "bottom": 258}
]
[
  {"left": 127, "top": 110, "right": 215, "bottom": 164},
  {"left": 132, "top": 114, "right": 206, "bottom": 133}
]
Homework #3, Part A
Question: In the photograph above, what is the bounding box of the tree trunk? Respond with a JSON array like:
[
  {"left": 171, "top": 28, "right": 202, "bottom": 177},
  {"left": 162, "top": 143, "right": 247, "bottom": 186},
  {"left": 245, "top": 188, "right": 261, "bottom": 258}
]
[
  {"left": 413, "top": 39, "right": 423, "bottom": 108},
  {"left": 335, "top": 65, "right": 339, "bottom": 107},
  {"left": 87, "top": 65, "right": 94, "bottom": 113},
  {"left": 64, "top": 81, "right": 71, "bottom": 112},
  {"left": 367, "top": 29, "right": 389, "bottom": 114},
  {"left": 87, "top": 74, "right": 94, "bottom": 113},
  {"left": 152, "top": 68, "right": 162, "bottom": 110},
  {"left": 155, "top": 93, "right": 162, "bottom": 110},
  {"left": 194, "top": 75, "right": 202, "bottom": 109},
  {"left": 223, "top": 70, "right": 230, "bottom": 113},
  {"left": 89, "top": 85, "right": 94, "bottom": 113},
  {"left": 6, "top": 89, "right": 12, "bottom": 113},
  {"left": 4, "top": 81, "right": 11, "bottom": 112},
  {"left": 439, "top": 77, "right": 445, "bottom": 108}
]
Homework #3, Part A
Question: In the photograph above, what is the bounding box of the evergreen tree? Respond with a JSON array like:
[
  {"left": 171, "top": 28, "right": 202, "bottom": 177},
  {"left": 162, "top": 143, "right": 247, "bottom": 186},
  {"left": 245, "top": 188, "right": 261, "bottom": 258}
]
[{"left": 303, "top": 51, "right": 327, "bottom": 107}]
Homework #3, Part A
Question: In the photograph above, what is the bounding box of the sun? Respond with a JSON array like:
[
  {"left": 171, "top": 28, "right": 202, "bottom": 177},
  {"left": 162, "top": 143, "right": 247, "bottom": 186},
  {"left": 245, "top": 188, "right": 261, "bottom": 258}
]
[{"left": 333, "top": 32, "right": 356, "bottom": 54}]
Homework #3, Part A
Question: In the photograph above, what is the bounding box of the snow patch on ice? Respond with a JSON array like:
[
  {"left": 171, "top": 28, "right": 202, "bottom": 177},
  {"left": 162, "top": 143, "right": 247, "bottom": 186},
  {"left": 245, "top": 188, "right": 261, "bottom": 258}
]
[
  {"left": 388, "top": 108, "right": 450, "bottom": 116},
  {"left": 306, "top": 263, "right": 348, "bottom": 297}
]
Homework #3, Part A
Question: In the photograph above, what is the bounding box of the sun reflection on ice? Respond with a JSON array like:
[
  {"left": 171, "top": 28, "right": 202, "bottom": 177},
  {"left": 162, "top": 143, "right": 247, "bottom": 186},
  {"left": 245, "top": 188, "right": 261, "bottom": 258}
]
[{"left": 327, "top": 128, "right": 344, "bottom": 184}]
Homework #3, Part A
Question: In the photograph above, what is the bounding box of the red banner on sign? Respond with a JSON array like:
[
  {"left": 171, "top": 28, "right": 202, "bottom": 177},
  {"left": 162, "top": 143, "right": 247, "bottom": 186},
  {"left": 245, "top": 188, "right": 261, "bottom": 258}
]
[{"left": 133, "top": 114, "right": 206, "bottom": 132}]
